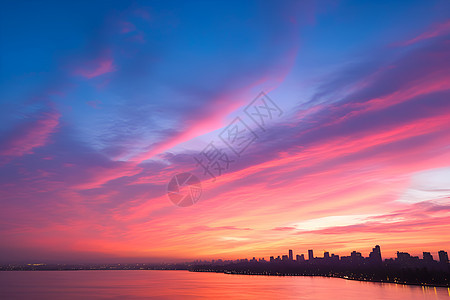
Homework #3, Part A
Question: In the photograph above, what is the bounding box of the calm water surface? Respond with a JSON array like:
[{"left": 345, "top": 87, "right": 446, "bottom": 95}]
[{"left": 0, "top": 270, "right": 448, "bottom": 299}]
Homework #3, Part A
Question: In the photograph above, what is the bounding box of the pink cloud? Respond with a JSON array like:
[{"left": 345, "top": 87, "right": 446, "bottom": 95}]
[
  {"left": 333, "top": 75, "right": 450, "bottom": 125},
  {"left": 395, "top": 20, "right": 450, "bottom": 46},
  {"left": 128, "top": 84, "right": 264, "bottom": 163},
  {"left": 0, "top": 111, "right": 60, "bottom": 159},
  {"left": 127, "top": 71, "right": 292, "bottom": 164},
  {"left": 75, "top": 58, "right": 116, "bottom": 79},
  {"left": 120, "top": 32, "right": 298, "bottom": 164},
  {"left": 73, "top": 162, "right": 142, "bottom": 190}
]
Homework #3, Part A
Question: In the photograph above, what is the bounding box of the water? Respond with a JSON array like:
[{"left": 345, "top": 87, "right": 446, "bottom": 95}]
[{"left": 0, "top": 270, "right": 448, "bottom": 299}]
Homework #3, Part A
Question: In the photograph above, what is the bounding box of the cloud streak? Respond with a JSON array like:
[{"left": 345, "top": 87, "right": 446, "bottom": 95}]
[{"left": 0, "top": 110, "right": 60, "bottom": 160}]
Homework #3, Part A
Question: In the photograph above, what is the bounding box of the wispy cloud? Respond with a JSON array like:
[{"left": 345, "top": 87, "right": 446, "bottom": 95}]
[
  {"left": 0, "top": 110, "right": 60, "bottom": 160},
  {"left": 395, "top": 20, "right": 450, "bottom": 46},
  {"left": 75, "top": 57, "right": 116, "bottom": 79}
]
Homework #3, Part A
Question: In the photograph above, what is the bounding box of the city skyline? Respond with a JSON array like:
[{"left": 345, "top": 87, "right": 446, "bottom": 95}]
[
  {"left": 3, "top": 245, "right": 448, "bottom": 268},
  {"left": 194, "top": 245, "right": 449, "bottom": 265},
  {"left": 2, "top": 244, "right": 449, "bottom": 265},
  {"left": 3, "top": 245, "right": 448, "bottom": 288}
]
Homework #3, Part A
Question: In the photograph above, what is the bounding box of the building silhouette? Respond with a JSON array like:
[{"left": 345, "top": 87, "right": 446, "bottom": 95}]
[
  {"left": 439, "top": 250, "right": 449, "bottom": 264},
  {"left": 423, "top": 252, "right": 434, "bottom": 263},
  {"left": 308, "top": 249, "right": 314, "bottom": 261},
  {"left": 296, "top": 254, "right": 305, "bottom": 262},
  {"left": 369, "top": 245, "right": 382, "bottom": 265}
]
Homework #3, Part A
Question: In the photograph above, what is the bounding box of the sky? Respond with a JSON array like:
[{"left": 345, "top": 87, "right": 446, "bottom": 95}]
[{"left": 0, "top": 0, "right": 449, "bottom": 263}]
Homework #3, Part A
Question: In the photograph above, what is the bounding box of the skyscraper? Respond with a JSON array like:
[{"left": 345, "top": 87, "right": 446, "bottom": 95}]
[
  {"left": 308, "top": 249, "right": 314, "bottom": 261},
  {"left": 438, "top": 250, "right": 449, "bottom": 264},
  {"left": 369, "top": 245, "right": 382, "bottom": 265},
  {"left": 423, "top": 252, "right": 433, "bottom": 263},
  {"left": 288, "top": 249, "right": 293, "bottom": 261}
]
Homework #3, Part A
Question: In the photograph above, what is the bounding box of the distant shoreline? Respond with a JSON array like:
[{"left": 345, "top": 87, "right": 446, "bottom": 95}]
[{"left": 190, "top": 269, "right": 450, "bottom": 288}]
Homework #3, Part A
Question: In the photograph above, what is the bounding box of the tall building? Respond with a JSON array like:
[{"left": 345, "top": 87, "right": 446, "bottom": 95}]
[
  {"left": 324, "top": 251, "right": 330, "bottom": 259},
  {"left": 351, "top": 251, "right": 362, "bottom": 259},
  {"left": 308, "top": 249, "right": 314, "bottom": 261},
  {"left": 438, "top": 250, "right": 449, "bottom": 264},
  {"left": 396, "top": 251, "right": 412, "bottom": 264},
  {"left": 369, "top": 245, "right": 382, "bottom": 264},
  {"left": 289, "top": 249, "right": 293, "bottom": 261},
  {"left": 423, "top": 252, "right": 434, "bottom": 263},
  {"left": 296, "top": 254, "right": 305, "bottom": 262}
]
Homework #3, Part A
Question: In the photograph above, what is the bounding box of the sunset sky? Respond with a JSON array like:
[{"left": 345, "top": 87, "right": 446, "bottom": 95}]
[{"left": 1, "top": 0, "right": 450, "bottom": 263}]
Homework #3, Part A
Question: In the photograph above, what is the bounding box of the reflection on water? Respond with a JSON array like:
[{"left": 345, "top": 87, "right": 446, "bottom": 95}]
[{"left": 0, "top": 270, "right": 448, "bottom": 299}]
